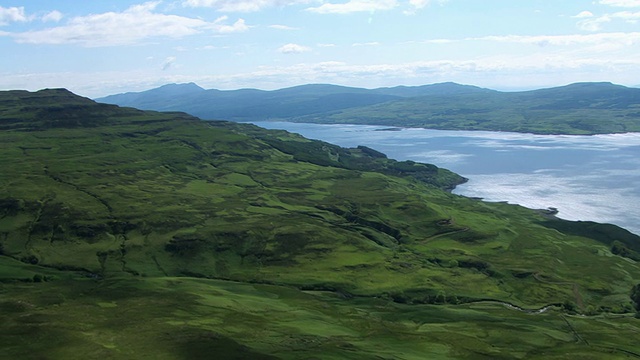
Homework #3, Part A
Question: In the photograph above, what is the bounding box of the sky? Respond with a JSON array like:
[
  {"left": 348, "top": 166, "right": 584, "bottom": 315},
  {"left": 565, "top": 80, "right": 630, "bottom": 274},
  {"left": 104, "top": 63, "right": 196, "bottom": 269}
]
[{"left": 1, "top": 0, "right": 640, "bottom": 98}]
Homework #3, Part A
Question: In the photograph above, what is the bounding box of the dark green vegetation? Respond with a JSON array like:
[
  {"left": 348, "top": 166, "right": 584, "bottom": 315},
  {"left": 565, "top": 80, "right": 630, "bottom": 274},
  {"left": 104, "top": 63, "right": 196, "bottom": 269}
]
[
  {"left": 2, "top": 89, "right": 640, "bottom": 359},
  {"left": 98, "top": 82, "right": 640, "bottom": 135}
]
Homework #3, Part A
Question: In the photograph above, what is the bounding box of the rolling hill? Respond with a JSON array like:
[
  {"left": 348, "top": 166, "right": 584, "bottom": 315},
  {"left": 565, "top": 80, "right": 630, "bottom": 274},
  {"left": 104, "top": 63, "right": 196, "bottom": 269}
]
[
  {"left": 97, "top": 82, "right": 640, "bottom": 135},
  {"left": 2, "top": 89, "right": 640, "bottom": 359},
  {"left": 96, "top": 82, "right": 492, "bottom": 123}
]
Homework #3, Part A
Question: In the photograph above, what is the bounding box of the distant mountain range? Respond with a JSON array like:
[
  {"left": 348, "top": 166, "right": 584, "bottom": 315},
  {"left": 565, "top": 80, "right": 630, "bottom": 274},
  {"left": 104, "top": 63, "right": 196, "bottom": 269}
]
[
  {"left": 97, "top": 82, "right": 491, "bottom": 120},
  {"left": 97, "top": 82, "right": 640, "bottom": 134}
]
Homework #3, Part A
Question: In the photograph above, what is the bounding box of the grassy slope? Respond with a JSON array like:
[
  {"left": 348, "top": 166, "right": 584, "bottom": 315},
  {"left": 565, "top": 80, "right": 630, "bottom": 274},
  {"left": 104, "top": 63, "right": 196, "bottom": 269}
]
[{"left": 1, "top": 89, "right": 640, "bottom": 359}]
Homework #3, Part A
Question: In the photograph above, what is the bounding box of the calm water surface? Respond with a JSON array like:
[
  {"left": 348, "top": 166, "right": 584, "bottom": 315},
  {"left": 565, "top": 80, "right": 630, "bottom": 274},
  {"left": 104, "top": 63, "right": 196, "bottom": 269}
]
[{"left": 252, "top": 121, "right": 640, "bottom": 235}]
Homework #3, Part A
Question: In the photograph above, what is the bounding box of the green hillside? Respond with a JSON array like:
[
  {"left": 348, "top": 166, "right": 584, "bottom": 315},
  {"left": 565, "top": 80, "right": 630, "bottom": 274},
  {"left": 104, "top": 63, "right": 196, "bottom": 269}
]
[{"left": 2, "top": 89, "right": 640, "bottom": 359}]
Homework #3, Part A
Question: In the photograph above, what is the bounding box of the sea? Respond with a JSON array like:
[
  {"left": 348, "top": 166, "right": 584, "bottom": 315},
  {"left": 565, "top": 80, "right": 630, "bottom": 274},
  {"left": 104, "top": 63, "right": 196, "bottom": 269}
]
[{"left": 251, "top": 121, "right": 640, "bottom": 235}]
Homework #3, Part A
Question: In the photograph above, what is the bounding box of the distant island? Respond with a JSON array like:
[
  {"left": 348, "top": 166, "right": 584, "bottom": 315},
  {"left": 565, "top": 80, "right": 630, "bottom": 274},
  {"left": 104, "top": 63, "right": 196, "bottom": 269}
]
[{"left": 97, "top": 81, "right": 640, "bottom": 135}]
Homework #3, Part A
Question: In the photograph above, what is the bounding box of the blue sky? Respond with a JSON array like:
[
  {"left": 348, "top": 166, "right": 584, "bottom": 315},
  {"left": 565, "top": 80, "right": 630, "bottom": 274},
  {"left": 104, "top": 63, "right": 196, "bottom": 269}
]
[{"left": 1, "top": 0, "right": 640, "bottom": 97}]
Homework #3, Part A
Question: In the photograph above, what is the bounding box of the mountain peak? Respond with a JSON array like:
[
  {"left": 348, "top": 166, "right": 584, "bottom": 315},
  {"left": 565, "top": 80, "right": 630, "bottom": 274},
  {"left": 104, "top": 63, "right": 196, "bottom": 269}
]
[
  {"left": 564, "top": 81, "right": 619, "bottom": 88},
  {"left": 95, "top": 82, "right": 206, "bottom": 109},
  {"left": 157, "top": 82, "right": 205, "bottom": 92},
  {"left": 148, "top": 83, "right": 205, "bottom": 96}
]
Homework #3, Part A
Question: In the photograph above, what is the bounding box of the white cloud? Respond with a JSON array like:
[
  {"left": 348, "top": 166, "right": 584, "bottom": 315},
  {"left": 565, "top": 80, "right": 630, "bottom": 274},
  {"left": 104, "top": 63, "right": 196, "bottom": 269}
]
[
  {"left": 220, "top": 57, "right": 640, "bottom": 87},
  {"left": 423, "top": 38, "right": 456, "bottom": 44},
  {"left": 306, "top": 0, "right": 398, "bottom": 14},
  {"left": 216, "top": 17, "right": 249, "bottom": 33},
  {"left": 162, "top": 56, "right": 177, "bottom": 70},
  {"left": 409, "top": 0, "right": 430, "bottom": 8},
  {"left": 278, "top": 43, "right": 312, "bottom": 53},
  {"left": 144, "top": 57, "right": 640, "bottom": 85},
  {"left": 352, "top": 41, "right": 380, "bottom": 46},
  {"left": 269, "top": 24, "right": 298, "bottom": 30},
  {"left": 469, "top": 32, "right": 640, "bottom": 46},
  {"left": 183, "top": 0, "right": 313, "bottom": 12},
  {"left": 1, "top": 6, "right": 64, "bottom": 25},
  {"left": 580, "top": 11, "right": 640, "bottom": 30},
  {"left": 403, "top": 0, "right": 428, "bottom": 15},
  {"left": 579, "top": 1, "right": 640, "bottom": 31},
  {"left": 42, "top": 10, "right": 63, "bottom": 23},
  {"left": 611, "top": 10, "right": 640, "bottom": 22},
  {"left": 6, "top": 52, "right": 640, "bottom": 98},
  {"left": 572, "top": 11, "right": 594, "bottom": 18},
  {"left": 0, "top": 6, "right": 27, "bottom": 25},
  {"left": 577, "top": 15, "right": 612, "bottom": 31},
  {"left": 3, "top": 2, "right": 248, "bottom": 46},
  {"left": 404, "top": 0, "right": 447, "bottom": 14},
  {"left": 599, "top": 0, "right": 640, "bottom": 7}
]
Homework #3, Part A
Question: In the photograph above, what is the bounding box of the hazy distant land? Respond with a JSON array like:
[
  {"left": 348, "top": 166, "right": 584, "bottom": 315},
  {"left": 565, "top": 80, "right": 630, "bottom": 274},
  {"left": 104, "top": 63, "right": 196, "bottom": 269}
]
[{"left": 98, "top": 81, "right": 640, "bottom": 135}]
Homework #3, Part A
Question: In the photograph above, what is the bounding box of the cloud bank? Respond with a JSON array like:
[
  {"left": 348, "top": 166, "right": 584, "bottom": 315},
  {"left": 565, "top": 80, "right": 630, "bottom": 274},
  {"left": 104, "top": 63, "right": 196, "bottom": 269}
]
[
  {"left": 183, "top": 0, "right": 313, "bottom": 12},
  {"left": 0, "top": 6, "right": 29, "bottom": 26},
  {"left": 278, "top": 43, "right": 312, "bottom": 53},
  {"left": 306, "top": 0, "right": 398, "bottom": 14},
  {"left": 599, "top": 0, "right": 640, "bottom": 7},
  {"left": 2, "top": 2, "right": 248, "bottom": 46}
]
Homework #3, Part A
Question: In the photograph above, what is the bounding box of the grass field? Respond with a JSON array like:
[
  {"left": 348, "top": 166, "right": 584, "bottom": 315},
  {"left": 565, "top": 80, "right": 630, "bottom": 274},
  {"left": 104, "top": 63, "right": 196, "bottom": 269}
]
[
  {"left": 3, "top": 272, "right": 640, "bottom": 359},
  {"left": 1, "top": 89, "right": 639, "bottom": 358}
]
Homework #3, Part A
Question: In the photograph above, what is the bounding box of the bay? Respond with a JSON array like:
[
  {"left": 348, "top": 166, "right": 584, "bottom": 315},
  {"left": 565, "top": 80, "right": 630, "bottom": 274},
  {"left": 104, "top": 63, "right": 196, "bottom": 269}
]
[{"left": 251, "top": 121, "right": 640, "bottom": 235}]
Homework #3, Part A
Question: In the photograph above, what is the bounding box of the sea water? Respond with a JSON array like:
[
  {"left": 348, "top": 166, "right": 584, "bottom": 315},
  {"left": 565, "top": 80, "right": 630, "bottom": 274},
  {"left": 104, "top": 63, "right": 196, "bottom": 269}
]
[{"left": 251, "top": 121, "right": 640, "bottom": 235}]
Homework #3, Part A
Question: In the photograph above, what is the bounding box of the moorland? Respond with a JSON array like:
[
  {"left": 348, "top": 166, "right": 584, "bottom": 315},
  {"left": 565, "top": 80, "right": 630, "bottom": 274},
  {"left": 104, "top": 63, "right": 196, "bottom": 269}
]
[
  {"left": 98, "top": 81, "right": 640, "bottom": 135},
  {"left": 1, "top": 89, "right": 640, "bottom": 359}
]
